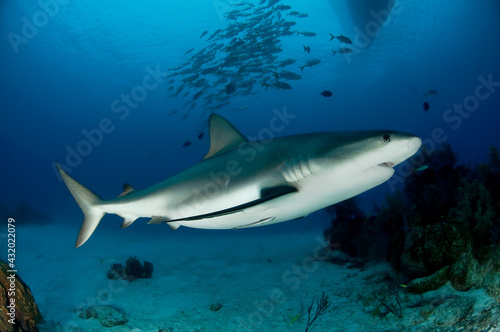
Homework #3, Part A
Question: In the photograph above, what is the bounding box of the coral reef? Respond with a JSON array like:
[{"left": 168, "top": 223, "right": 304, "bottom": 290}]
[
  {"left": 107, "top": 256, "right": 153, "bottom": 281},
  {"left": 324, "top": 144, "right": 500, "bottom": 297},
  {"left": 0, "top": 260, "right": 43, "bottom": 331},
  {"left": 304, "top": 292, "right": 331, "bottom": 332}
]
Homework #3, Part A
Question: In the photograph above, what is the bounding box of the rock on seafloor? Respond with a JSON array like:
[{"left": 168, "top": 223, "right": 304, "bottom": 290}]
[{"left": 77, "top": 305, "right": 128, "bottom": 327}]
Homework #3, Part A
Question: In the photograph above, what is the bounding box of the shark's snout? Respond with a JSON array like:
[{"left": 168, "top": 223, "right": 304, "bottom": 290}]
[
  {"left": 391, "top": 136, "right": 422, "bottom": 167},
  {"left": 409, "top": 137, "right": 422, "bottom": 151}
]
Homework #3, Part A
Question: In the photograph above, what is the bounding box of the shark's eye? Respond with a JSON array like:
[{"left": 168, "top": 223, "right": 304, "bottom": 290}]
[{"left": 382, "top": 134, "right": 391, "bottom": 144}]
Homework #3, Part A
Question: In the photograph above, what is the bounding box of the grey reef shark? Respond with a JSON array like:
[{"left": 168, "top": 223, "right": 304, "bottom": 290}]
[{"left": 57, "top": 114, "right": 421, "bottom": 247}]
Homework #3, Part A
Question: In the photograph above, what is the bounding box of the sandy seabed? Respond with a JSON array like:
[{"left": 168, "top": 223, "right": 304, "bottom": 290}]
[{"left": 10, "top": 223, "right": 500, "bottom": 332}]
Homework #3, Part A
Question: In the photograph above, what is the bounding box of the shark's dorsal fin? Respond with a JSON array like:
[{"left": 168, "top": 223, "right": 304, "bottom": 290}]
[
  {"left": 117, "top": 184, "right": 135, "bottom": 198},
  {"left": 204, "top": 114, "right": 248, "bottom": 159}
]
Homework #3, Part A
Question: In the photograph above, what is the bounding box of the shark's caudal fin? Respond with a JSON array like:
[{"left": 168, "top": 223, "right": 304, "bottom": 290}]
[{"left": 57, "top": 163, "right": 105, "bottom": 248}]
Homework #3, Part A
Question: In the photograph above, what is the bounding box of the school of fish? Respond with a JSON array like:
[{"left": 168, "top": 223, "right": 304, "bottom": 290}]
[{"left": 165, "top": 0, "right": 352, "bottom": 124}]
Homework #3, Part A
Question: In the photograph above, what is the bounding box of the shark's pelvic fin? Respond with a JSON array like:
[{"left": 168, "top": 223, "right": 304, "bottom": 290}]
[
  {"left": 167, "top": 222, "right": 181, "bottom": 230},
  {"left": 147, "top": 216, "right": 169, "bottom": 224},
  {"left": 56, "top": 163, "right": 105, "bottom": 248},
  {"left": 204, "top": 114, "right": 249, "bottom": 159},
  {"left": 121, "top": 217, "right": 138, "bottom": 228},
  {"left": 117, "top": 184, "right": 135, "bottom": 198}
]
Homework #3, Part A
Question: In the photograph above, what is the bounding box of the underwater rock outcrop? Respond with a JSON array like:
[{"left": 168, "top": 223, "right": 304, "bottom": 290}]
[
  {"left": 77, "top": 305, "right": 128, "bottom": 327},
  {"left": 209, "top": 302, "right": 223, "bottom": 312},
  {"left": 106, "top": 256, "right": 153, "bottom": 281},
  {"left": 0, "top": 260, "right": 43, "bottom": 331}
]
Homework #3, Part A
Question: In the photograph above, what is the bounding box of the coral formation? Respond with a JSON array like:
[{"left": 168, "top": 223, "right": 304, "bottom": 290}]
[
  {"left": 107, "top": 256, "right": 153, "bottom": 281},
  {"left": 0, "top": 260, "right": 43, "bottom": 331},
  {"left": 304, "top": 292, "right": 331, "bottom": 332}
]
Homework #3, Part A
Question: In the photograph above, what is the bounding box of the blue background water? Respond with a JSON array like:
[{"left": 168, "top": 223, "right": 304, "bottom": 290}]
[{"left": 1, "top": 0, "right": 499, "bottom": 236}]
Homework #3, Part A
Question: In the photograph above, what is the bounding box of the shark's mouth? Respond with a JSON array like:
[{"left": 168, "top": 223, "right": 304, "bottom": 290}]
[{"left": 378, "top": 162, "right": 395, "bottom": 168}]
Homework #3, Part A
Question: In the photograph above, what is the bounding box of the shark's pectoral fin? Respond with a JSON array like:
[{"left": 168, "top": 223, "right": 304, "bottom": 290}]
[
  {"left": 147, "top": 216, "right": 169, "bottom": 224},
  {"left": 117, "top": 184, "right": 135, "bottom": 198},
  {"left": 168, "top": 185, "right": 298, "bottom": 222},
  {"left": 261, "top": 185, "right": 298, "bottom": 200},
  {"left": 242, "top": 185, "right": 298, "bottom": 214}
]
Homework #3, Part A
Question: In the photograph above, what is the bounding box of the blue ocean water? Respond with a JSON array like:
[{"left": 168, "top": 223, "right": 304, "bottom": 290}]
[
  {"left": 1, "top": 0, "right": 500, "bottom": 329},
  {"left": 1, "top": 0, "right": 499, "bottom": 219}
]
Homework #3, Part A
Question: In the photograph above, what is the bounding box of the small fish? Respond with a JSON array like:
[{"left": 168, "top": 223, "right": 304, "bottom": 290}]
[
  {"left": 167, "top": 109, "right": 178, "bottom": 116},
  {"left": 225, "top": 81, "right": 236, "bottom": 94},
  {"left": 423, "top": 102, "right": 430, "bottom": 111},
  {"left": 183, "top": 48, "right": 195, "bottom": 56},
  {"left": 298, "top": 59, "right": 321, "bottom": 71},
  {"left": 208, "top": 29, "right": 222, "bottom": 40},
  {"left": 329, "top": 34, "right": 352, "bottom": 44},
  {"left": 271, "top": 81, "right": 292, "bottom": 90},
  {"left": 276, "top": 4, "right": 292, "bottom": 10},
  {"left": 414, "top": 165, "right": 429, "bottom": 172},
  {"left": 182, "top": 141, "right": 192, "bottom": 148},
  {"left": 275, "top": 58, "right": 296, "bottom": 69},
  {"left": 332, "top": 48, "right": 353, "bottom": 55},
  {"left": 194, "top": 78, "right": 208, "bottom": 88},
  {"left": 260, "top": 81, "right": 291, "bottom": 90},
  {"left": 198, "top": 132, "right": 204, "bottom": 140},
  {"left": 303, "top": 45, "right": 310, "bottom": 53},
  {"left": 200, "top": 30, "right": 208, "bottom": 38},
  {"left": 273, "top": 71, "right": 301, "bottom": 81},
  {"left": 193, "top": 90, "right": 204, "bottom": 101},
  {"left": 296, "top": 31, "right": 316, "bottom": 37},
  {"left": 321, "top": 90, "right": 332, "bottom": 97},
  {"left": 233, "top": 105, "right": 248, "bottom": 112},
  {"left": 182, "top": 74, "right": 199, "bottom": 83},
  {"left": 423, "top": 90, "right": 438, "bottom": 97}
]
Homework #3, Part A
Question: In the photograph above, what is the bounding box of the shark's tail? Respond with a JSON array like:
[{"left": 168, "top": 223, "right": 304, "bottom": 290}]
[{"left": 57, "top": 163, "right": 105, "bottom": 247}]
